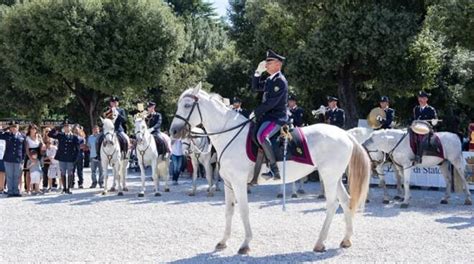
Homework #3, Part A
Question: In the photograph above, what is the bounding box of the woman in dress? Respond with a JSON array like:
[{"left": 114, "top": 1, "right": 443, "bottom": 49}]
[{"left": 23, "top": 124, "right": 43, "bottom": 193}]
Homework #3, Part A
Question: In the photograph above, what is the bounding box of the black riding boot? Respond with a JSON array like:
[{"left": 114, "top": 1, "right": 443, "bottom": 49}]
[
  {"left": 250, "top": 149, "right": 265, "bottom": 185},
  {"left": 261, "top": 140, "right": 281, "bottom": 180},
  {"left": 61, "top": 175, "right": 67, "bottom": 194},
  {"left": 67, "top": 173, "right": 74, "bottom": 194},
  {"left": 414, "top": 138, "right": 423, "bottom": 164}
]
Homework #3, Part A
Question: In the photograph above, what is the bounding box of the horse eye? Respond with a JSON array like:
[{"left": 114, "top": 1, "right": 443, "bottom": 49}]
[{"left": 184, "top": 103, "right": 192, "bottom": 109}]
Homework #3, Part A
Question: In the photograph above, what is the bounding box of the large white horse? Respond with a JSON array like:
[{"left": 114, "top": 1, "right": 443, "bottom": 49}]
[
  {"left": 169, "top": 84, "right": 371, "bottom": 254},
  {"left": 363, "top": 129, "right": 472, "bottom": 207},
  {"left": 134, "top": 118, "right": 171, "bottom": 197},
  {"left": 100, "top": 118, "right": 128, "bottom": 196},
  {"left": 182, "top": 127, "right": 220, "bottom": 197}
]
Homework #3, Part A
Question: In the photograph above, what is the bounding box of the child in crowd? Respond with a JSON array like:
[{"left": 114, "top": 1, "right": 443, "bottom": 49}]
[
  {"left": 27, "top": 150, "right": 42, "bottom": 195},
  {"left": 44, "top": 140, "right": 60, "bottom": 191}
]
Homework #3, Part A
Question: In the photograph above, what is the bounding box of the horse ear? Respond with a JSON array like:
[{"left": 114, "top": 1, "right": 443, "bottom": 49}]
[{"left": 192, "top": 82, "right": 202, "bottom": 95}]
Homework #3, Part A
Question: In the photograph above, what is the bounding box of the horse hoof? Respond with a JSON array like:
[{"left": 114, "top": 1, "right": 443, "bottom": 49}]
[
  {"left": 313, "top": 244, "right": 326, "bottom": 253},
  {"left": 340, "top": 239, "right": 352, "bottom": 248},
  {"left": 382, "top": 199, "right": 390, "bottom": 204},
  {"left": 102, "top": 191, "right": 107, "bottom": 196},
  {"left": 440, "top": 199, "right": 448, "bottom": 205},
  {"left": 291, "top": 193, "right": 298, "bottom": 198},
  {"left": 154, "top": 192, "right": 161, "bottom": 197},
  {"left": 164, "top": 188, "right": 170, "bottom": 192},
  {"left": 317, "top": 194, "right": 325, "bottom": 200},
  {"left": 365, "top": 199, "right": 370, "bottom": 204},
  {"left": 216, "top": 188, "right": 221, "bottom": 192},
  {"left": 297, "top": 189, "right": 305, "bottom": 194},
  {"left": 276, "top": 193, "right": 283, "bottom": 199},
  {"left": 464, "top": 199, "right": 473, "bottom": 206},
  {"left": 109, "top": 187, "right": 116, "bottom": 192},
  {"left": 138, "top": 193, "right": 144, "bottom": 197},
  {"left": 117, "top": 192, "right": 124, "bottom": 196},
  {"left": 207, "top": 192, "right": 214, "bottom": 197},
  {"left": 215, "top": 242, "right": 227, "bottom": 251},
  {"left": 188, "top": 192, "right": 196, "bottom": 197},
  {"left": 123, "top": 187, "right": 129, "bottom": 192},
  {"left": 237, "top": 246, "right": 250, "bottom": 255},
  {"left": 400, "top": 203, "right": 409, "bottom": 209},
  {"left": 394, "top": 195, "right": 402, "bottom": 201}
]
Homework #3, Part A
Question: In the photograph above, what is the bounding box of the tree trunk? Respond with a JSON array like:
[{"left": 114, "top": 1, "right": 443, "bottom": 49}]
[
  {"left": 63, "top": 79, "right": 105, "bottom": 133},
  {"left": 337, "top": 63, "right": 359, "bottom": 129}
]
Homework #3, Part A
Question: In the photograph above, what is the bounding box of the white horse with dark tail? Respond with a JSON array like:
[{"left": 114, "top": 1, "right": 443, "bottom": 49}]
[
  {"left": 363, "top": 128, "right": 472, "bottom": 207},
  {"left": 182, "top": 127, "right": 220, "bottom": 197},
  {"left": 134, "top": 118, "right": 171, "bottom": 197},
  {"left": 100, "top": 118, "right": 128, "bottom": 196},
  {"left": 170, "top": 83, "right": 370, "bottom": 254}
]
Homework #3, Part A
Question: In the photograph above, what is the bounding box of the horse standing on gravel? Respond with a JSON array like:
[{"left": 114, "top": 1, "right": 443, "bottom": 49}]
[
  {"left": 134, "top": 118, "right": 171, "bottom": 197},
  {"left": 170, "top": 83, "right": 371, "bottom": 254}
]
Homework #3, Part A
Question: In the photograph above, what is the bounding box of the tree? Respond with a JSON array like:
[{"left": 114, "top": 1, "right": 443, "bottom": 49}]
[{"left": 0, "top": 0, "right": 184, "bottom": 129}]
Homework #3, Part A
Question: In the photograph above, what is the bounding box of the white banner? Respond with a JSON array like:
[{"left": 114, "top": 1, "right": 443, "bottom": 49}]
[{"left": 0, "top": 140, "right": 5, "bottom": 160}]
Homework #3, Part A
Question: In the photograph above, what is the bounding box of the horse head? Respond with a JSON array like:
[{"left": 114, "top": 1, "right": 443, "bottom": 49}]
[
  {"left": 170, "top": 82, "right": 203, "bottom": 139},
  {"left": 134, "top": 118, "right": 148, "bottom": 144},
  {"left": 101, "top": 117, "right": 115, "bottom": 146}
]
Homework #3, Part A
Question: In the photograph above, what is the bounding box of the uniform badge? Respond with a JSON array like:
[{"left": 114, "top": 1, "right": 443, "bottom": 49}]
[
  {"left": 274, "top": 86, "right": 280, "bottom": 92},
  {"left": 296, "top": 147, "right": 303, "bottom": 155}
]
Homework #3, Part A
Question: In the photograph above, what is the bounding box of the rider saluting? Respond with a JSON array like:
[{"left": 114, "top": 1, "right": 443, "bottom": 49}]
[{"left": 251, "top": 50, "right": 288, "bottom": 180}]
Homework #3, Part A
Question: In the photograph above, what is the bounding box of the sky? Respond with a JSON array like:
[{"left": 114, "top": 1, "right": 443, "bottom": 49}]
[{"left": 209, "top": 0, "right": 229, "bottom": 18}]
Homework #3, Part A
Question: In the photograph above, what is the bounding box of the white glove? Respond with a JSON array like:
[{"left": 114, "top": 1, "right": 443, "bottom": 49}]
[
  {"left": 376, "top": 115, "right": 383, "bottom": 122},
  {"left": 255, "top": 60, "right": 267, "bottom": 76},
  {"left": 431, "top": 119, "right": 438, "bottom": 126},
  {"left": 147, "top": 128, "right": 154, "bottom": 134},
  {"left": 249, "top": 111, "right": 255, "bottom": 120}
]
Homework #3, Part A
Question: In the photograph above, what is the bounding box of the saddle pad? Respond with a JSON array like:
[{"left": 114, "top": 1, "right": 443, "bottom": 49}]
[
  {"left": 409, "top": 130, "right": 444, "bottom": 159},
  {"left": 246, "top": 124, "right": 314, "bottom": 166}
]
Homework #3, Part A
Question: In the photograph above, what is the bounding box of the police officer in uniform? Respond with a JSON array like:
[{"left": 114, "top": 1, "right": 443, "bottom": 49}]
[
  {"left": 288, "top": 93, "right": 304, "bottom": 127},
  {"left": 232, "top": 97, "right": 249, "bottom": 118},
  {"left": 377, "top": 96, "right": 395, "bottom": 129},
  {"left": 251, "top": 50, "right": 288, "bottom": 180},
  {"left": 0, "top": 121, "right": 26, "bottom": 197},
  {"left": 97, "top": 96, "right": 129, "bottom": 159},
  {"left": 413, "top": 91, "right": 437, "bottom": 122},
  {"left": 145, "top": 101, "right": 163, "bottom": 141},
  {"left": 48, "top": 120, "right": 80, "bottom": 194},
  {"left": 325, "top": 96, "right": 345, "bottom": 129},
  {"left": 412, "top": 91, "right": 438, "bottom": 164}
]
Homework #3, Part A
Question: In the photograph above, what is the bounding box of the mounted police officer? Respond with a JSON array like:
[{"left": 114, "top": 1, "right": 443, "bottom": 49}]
[
  {"left": 231, "top": 97, "right": 249, "bottom": 118},
  {"left": 412, "top": 91, "right": 438, "bottom": 164},
  {"left": 47, "top": 119, "right": 80, "bottom": 194},
  {"left": 413, "top": 91, "right": 437, "bottom": 122},
  {"left": 145, "top": 101, "right": 164, "bottom": 143},
  {"left": 0, "top": 121, "right": 26, "bottom": 197},
  {"left": 251, "top": 49, "right": 288, "bottom": 180},
  {"left": 325, "top": 96, "right": 345, "bottom": 129},
  {"left": 377, "top": 96, "right": 395, "bottom": 129},
  {"left": 97, "top": 96, "right": 129, "bottom": 159},
  {"left": 288, "top": 93, "right": 304, "bottom": 127}
]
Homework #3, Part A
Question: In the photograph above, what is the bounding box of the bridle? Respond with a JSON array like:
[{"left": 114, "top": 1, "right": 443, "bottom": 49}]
[
  {"left": 362, "top": 132, "right": 410, "bottom": 169},
  {"left": 102, "top": 131, "right": 117, "bottom": 165},
  {"left": 135, "top": 129, "right": 152, "bottom": 167}
]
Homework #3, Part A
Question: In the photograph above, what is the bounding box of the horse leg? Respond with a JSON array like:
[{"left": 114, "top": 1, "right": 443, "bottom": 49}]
[
  {"left": 189, "top": 156, "right": 198, "bottom": 196},
  {"left": 138, "top": 158, "right": 146, "bottom": 197},
  {"left": 233, "top": 182, "right": 252, "bottom": 255},
  {"left": 297, "top": 178, "right": 305, "bottom": 194},
  {"left": 291, "top": 182, "right": 298, "bottom": 198},
  {"left": 163, "top": 156, "right": 170, "bottom": 192},
  {"left": 400, "top": 168, "right": 411, "bottom": 208},
  {"left": 215, "top": 181, "right": 235, "bottom": 251},
  {"left": 337, "top": 179, "right": 353, "bottom": 248},
  {"left": 314, "top": 176, "right": 339, "bottom": 252},
  {"left": 214, "top": 166, "right": 221, "bottom": 192},
  {"left": 317, "top": 180, "right": 325, "bottom": 199},
  {"left": 376, "top": 164, "right": 390, "bottom": 204},
  {"left": 394, "top": 166, "right": 404, "bottom": 201},
  {"left": 439, "top": 162, "right": 451, "bottom": 204},
  {"left": 122, "top": 158, "right": 129, "bottom": 192},
  {"left": 153, "top": 159, "right": 161, "bottom": 197},
  {"left": 116, "top": 164, "right": 123, "bottom": 196},
  {"left": 451, "top": 160, "right": 472, "bottom": 205},
  {"left": 102, "top": 160, "right": 108, "bottom": 195},
  {"left": 203, "top": 157, "right": 214, "bottom": 197}
]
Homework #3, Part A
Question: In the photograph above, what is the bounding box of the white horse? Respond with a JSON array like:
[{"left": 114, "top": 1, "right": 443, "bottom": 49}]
[
  {"left": 169, "top": 84, "right": 370, "bottom": 254},
  {"left": 100, "top": 118, "right": 128, "bottom": 196},
  {"left": 134, "top": 118, "right": 171, "bottom": 197},
  {"left": 363, "top": 129, "right": 472, "bottom": 207},
  {"left": 182, "top": 127, "right": 220, "bottom": 197}
]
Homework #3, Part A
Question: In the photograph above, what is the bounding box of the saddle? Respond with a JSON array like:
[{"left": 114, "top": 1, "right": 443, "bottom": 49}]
[
  {"left": 246, "top": 123, "right": 313, "bottom": 166},
  {"left": 151, "top": 133, "right": 170, "bottom": 156},
  {"left": 116, "top": 133, "right": 129, "bottom": 158},
  {"left": 409, "top": 128, "right": 444, "bottom": 159}
]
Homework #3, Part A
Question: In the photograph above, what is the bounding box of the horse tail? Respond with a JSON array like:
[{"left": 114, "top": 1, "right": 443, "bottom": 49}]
[{"left": 347, "top": 135, "right": 371, "bottom": 215}]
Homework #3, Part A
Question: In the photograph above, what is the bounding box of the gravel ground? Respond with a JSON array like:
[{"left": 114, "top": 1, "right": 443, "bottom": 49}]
[{"left": 1, "top": 168, "right": 473, "bottom": 263}]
